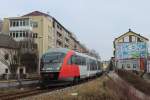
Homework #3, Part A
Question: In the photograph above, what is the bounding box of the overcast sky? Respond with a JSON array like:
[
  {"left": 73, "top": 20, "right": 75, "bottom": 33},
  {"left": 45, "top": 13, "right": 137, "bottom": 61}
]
[{"left": 0, "top": 0, "right": 150, "bottom": 60}]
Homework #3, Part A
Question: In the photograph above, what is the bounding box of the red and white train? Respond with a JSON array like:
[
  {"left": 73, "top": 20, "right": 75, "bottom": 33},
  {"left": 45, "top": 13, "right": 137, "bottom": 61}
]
[{"left": 40, "top": 48, "right": 102, "bottom": 85}]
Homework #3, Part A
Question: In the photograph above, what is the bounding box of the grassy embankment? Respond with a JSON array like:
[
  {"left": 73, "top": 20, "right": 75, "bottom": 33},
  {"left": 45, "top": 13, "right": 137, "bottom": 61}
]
[
  {"left": 117, "top": 70, "right": 150, "bottom": 96},
  {"left": 26, "top": 75, "right": 142, "bottom": 100}
]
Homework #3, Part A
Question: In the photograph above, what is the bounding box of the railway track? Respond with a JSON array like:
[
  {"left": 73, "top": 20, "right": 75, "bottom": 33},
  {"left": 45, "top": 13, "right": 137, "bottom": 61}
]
[
  {"left": 0, "top": 88, "right": 41, "bottom": 100},
  {"left": 0, "top": 86, "right": 65, "bottom": 100},
  {"left": 0, "top": 75, "right": 102, "bottom": 100}
]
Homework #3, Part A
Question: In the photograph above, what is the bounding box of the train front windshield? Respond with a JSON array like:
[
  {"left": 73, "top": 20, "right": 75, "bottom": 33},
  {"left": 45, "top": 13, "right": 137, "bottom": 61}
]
[{"left": 41, "top": 52, "right": 66, "bottom": 71}]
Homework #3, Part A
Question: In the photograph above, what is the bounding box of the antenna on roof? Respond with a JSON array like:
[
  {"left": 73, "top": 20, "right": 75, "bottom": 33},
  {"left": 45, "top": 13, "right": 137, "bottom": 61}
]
[{"left": 129, "top": 28, "right": 132, "bottom": 32}]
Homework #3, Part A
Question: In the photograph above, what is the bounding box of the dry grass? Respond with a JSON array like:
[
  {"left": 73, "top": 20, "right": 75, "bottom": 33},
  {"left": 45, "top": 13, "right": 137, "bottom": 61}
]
[
  {"left": 117, "top": 70, "right": 150, "bottom": 96},
  {"left": 23, "top": 75, "right": 144, "bottom": 100}
]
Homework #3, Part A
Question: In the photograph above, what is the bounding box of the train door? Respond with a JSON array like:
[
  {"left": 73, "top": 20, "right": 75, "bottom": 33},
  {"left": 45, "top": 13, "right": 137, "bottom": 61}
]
[
  {"left": 86, "top": 58, "right": 90, "bottom": 77},
  {"left": 77, "top": 56, "right": 87, "bottom": 79}
]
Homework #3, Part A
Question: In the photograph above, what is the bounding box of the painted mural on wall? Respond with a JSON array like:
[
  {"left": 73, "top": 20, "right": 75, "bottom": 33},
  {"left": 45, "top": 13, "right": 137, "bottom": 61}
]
[{"left": 116, "top": 42, "right": 147, "bottom": 59}]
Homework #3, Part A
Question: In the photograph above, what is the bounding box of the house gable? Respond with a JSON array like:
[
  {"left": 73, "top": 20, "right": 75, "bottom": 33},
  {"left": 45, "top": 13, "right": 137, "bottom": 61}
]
[{"left": 114, "top": 30, "right": 149, "bottom": 44}]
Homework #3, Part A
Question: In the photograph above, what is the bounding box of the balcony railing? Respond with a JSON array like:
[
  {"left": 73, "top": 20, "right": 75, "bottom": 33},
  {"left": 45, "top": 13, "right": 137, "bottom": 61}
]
[{"left": 9, "top": 26, "right": 33, "bottom": 31}]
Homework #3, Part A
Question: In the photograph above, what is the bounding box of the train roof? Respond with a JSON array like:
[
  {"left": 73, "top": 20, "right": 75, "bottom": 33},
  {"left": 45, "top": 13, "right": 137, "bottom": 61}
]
[
  {"left": 44, "top": 48, "right": 98, "bottom": 60},
  {"left": 75, "top": 51, "right": 97, "bottom": 60},
  {"left": 45, "top": 48, "right": 71, "bottom": 54}
]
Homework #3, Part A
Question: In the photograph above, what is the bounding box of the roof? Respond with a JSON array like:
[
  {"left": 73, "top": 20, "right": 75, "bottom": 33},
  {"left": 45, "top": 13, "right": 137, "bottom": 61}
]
[
  {"left": 115, "top": 29, "right": 149, "bottom": 41},
  {"left": 22, "top": 11, "right": 52, "bottom": 17},
  {"left": 0, "top": 34, "right": 18, "bottom": 49}
]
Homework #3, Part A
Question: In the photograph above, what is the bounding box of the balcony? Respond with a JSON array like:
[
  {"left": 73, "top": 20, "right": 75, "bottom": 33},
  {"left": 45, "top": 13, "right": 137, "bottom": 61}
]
[
  {"left": 9, "top": 18, "right": 33, "bottom": 31},
  {"left": 9, "top": 26, "right": 33, "bottom": 31}
]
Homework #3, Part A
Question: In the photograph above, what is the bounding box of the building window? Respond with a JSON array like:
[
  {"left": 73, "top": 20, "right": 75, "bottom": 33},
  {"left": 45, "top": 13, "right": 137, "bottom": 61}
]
[
  {"left": 5, "top": 69, "right": 8, "bottom": 73},
  {"left": 133, "top": 64, "right": 137, "bottom": 68},
  {"left": 10, "top": 21, "right": 13, "bottom": 27},
  {"left": 33, "top": 44, "right": 38, "bottom": 49},
  {"left": 16, "top": 21, "right": 19, "bottom": 26},
  {"left": 48, "top": 26, "right": 52, "bottom": 33},
  {"left": 127, "top": 64, "right": 130, "bottom": 68},
  {"left": 13, "top": 32, "right": 15, "bottom": 37},
  {"left": 137, "top": 38, "right": 143, "bottom": 42},
  {"left": 60, "top": 27, "right": 62, "bottom": 31},
  {"left": 23, "top": 21, "right": 25, "bottom": 26},
  {"left": 65, "top": 38, "right": 69, "bottom": 43},
  {"left": 33, "top": 33, "right": 38, "bottom": 38},
  {"left": 122, "top": 64, "right": 124, "bottom": 69},
  {"left": 4, "top": 54, "right": 9, "bottom": 60},
  {"left": 57, "top": 32, "right": 62, "bottom": 38},
  {"left": 35, "top": 33, "right": 38, "bottom": 38},
  {"left": 124, "top": 36, "right": 129, "bottom": 42},
  {"left": 26, "top": 32, "right": 28, "bottom": 37},
  {"left": 16, "top": 32, "right": 18, "bottom": 38},
  {"left": 10, "top": 32, "right": 12, "bottom": 37},
  {"left": 20, "top": 31, "right": 22, "bottom": 37},
  {"left": 129, "top": 35, "right": 132, "bottom": 42},
  {"left": 25, "top": 20, "right": 29, "bottom": 26},
  {"left": 23, "top": 31, "right": 25, "bottom": 37},
  {"left": 65, "top": 45, "right": 68, "bottom": 48},
  {"left": 57, "top": 24, "right": 60, "bottom": 29},
  {"left": 57, "top": 40, "right": 62, "bottom": 47},
  {"left": 53, "top": 21, "right": 55, "bottom": 28},
  {"left": 32, "top": 21, "right": 38, "bottom": 28},
  {"left": 20, "top": 20, "right": 23, "bottom": 26},
  {"left": 132, "top": 36, "right": 136, "bottom": 42},
  {"left": 13, "top": 21, "right": 16, "bottom": 26}
]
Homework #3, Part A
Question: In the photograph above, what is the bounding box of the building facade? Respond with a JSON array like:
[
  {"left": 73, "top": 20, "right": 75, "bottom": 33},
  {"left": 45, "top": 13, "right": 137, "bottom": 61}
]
[
  {"left": 0, "top": 20, "right": 2, "bottom": 33},
  {"left": 114, "top": 29, "right": 149, "bottom": 71},
  {"left": 2, "top": 11, "right": 87, "bottom": 57},
  {"left": 2, "top": 11, "right": 89, "bottom": 74},
  {"left": 0, "top": 34, "right": 23, "bottom": 78}
]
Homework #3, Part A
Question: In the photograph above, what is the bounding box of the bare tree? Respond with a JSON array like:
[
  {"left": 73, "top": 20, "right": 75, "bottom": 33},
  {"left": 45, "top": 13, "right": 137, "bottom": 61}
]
[
  {"left": 18, "top": 36, "right": 38, "bottom": 77},
  {"left": 0, "top": 47, "right": 18, "bottom": 88},
  {"left": 16, "top": 36, "right": 38, "bottom": 88},
  {"left": 0, "top": 48, "right": 18, "bottom": 79},
  {"left": 89, "top": 49, "right": 100, "bottom": 59}
]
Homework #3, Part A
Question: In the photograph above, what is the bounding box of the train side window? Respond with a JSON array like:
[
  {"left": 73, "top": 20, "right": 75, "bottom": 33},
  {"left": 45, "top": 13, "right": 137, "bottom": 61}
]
[
  {"left": 68, "top": 55, "right": 76, "bottom": 65},
  {"left": 71, "top": 55, "right": 77, "bottom": 64},
  {"left": 89, "top": 59, "right": 93, "bottom": 70},
  {"left": 75, "top": 56, "right": 81, "bottom": 65},
  {"left": 68, "top": 55, "right": 86, "bottom": 66},
  {"left": 90, "top": 60, "right": 97, "bottom": 70},
  {"left": 87, "top": 59, "right": 90, "bottom": 70},
  {"left": 82, "top": 57, "right": 86, "bottom": 65},
  {"left": 68, "top": 57, "right": 72, "bottom": 65},
  {"left": 97, "top": 61, "right": 101, "bottom": 70}
]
